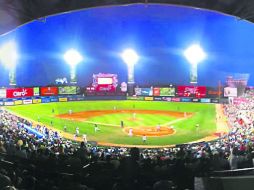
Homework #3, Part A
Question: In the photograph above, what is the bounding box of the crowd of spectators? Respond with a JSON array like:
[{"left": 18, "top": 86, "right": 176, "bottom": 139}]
[{"left": 0, "top": 97, "right": 254, "bottom": 190}]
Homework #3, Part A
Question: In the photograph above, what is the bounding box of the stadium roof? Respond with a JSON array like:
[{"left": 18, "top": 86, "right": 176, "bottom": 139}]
[{"left": 1, "top": 0, "right": 254, "bottom": 35}]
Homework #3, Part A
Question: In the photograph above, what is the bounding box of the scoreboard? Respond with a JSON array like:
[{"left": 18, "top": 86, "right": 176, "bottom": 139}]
[{"left": 92, "top": 73, "right": 118, "bottom": 92}]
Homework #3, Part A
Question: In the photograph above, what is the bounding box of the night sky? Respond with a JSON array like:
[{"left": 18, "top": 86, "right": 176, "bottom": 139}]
[{"left": 0, "top": 4, "right": 254, "bottom": 87}]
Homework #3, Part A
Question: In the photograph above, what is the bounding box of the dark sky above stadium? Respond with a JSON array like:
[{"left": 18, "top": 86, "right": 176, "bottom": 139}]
[{"left": 0, "top": 4, "right": 254, "bottom": 87}]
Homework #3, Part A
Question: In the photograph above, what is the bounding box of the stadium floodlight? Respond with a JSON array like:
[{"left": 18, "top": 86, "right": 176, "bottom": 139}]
[
  {"left": 184, "top": 44, "right": 206, "bottom": 65},
  {"left": 121, "top": 49, "right": 139, "bottom": 66},
  {"left": 0, "top": 41, "right": 18, "bottom": 86},
  {"left": 64, "top": 49, "right": 83, "bottom": 67},
  {"left": 121, "top": 49, "right": 139, "bottom": 85},
  {"left": 184, "top": 44, "right": 206, "bottom": 83},
  {"left": 64, "top": 49, "right": 83, "bottom": 84}
]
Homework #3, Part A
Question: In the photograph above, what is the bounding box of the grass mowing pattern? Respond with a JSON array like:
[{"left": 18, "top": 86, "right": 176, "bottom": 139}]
[{"left": 6, "top": 100, "right": 216, "bottom": 146}]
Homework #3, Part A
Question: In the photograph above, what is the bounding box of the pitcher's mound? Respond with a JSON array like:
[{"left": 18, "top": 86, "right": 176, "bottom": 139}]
[{"left": 124, "top": 126, "right": 175, "bottom": 137}]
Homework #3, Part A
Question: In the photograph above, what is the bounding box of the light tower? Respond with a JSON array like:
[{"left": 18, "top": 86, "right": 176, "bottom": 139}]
[
  {"left": 121, "top": 49, "right": 139, "bottom": 95},
  {"left": 0, "top": 41, "right": 18, "bottom": 86},
  {"left": 64, "top": 49, "right": 83, "bottom": 84},
  {"left": 184, "top": 44, "right": 206, "bottom": 84}
]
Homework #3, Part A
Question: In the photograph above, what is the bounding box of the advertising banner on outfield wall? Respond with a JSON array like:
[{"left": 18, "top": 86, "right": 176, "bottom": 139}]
[
  {"left": 135, "top": 88, "right": 153, "bottom": 96},
  {"left": 59, "top": 97, "right": 68, "bottom": 102},
  {"left": 41, "top": 98, "right": 50, "bottom": 103},
  {"left": 127, "top": 96, "right": 144, "bottom": 100},
  {"left": 162, "top": 97, "right": 172, "bottom": 102},
  {"left": 68, "top": 97, "right": 78, "bottom": 101},
  {"left": 58, "top": 86, "right": 77, "bottom": 95},
  {"left": 76, "top": 97, "right": 85, "bottom": 101},
  {"left": 0, "top": 89, "right": 6, "bottom": 98},
  {"left": 41, "top": 87, "right": 58, "bottom": 96},
  {"left": 192, "top": 98, "right": 200, "bottom": 102},
  {"left": 23, "top": 99, "right": 32, "bottom": 105},
  {"left": 6, "top": 88, "right": 34, "bottom": 98},
  {"left": 33, "top": 99, "right": 42, "bottom": 104},
  {"left": 181, "top": 98, "right": 192, "bottom": 102},
  {"left": 177, "top": 86, "right": 206, "bottom": 98},
  {"left": 4, "top": 101, "right": 14, "bottom": 106},
  {"left": 154, "top": 97, "right": 163, "bottom": 101},
  {"left": 14, "top": 100, "right": 23, "bottom": 105},
  {"left": 160, "top": 88, "right": 175, "bottom": 96},
  {"left": 211, "top": 99, "right": 219, "bottom": 103},
  {"left": 50, "top": 97, "right": 59, "bottom": 102},
  {"left": 144, "top": 97, "right": 154, "bottom": 101},
  {"left": 171, "top": 97, "right": 181, "bottom": 102},
  {"left": 200, "top": 98, "right": 211, "bottom": 103}
]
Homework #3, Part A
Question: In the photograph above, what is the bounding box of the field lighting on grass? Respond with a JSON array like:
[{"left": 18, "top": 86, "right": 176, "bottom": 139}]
[
  {"left": 64, "top": 49, "right": 83, "bottom": 84},
  {"left": 0, "top": 41, "right": 18, "bottom": 86},
  {"left": 184, "top": 44, "right": 206, "bottom": 84}
]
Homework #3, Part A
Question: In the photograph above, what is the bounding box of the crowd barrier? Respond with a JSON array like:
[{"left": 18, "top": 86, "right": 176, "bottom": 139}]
[{"left": 0, "top": 94, "right": 228, "bottom": 106}]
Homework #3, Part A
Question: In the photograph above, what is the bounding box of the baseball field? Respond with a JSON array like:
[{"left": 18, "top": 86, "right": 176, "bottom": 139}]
[{"left": 6, "top": 100, "right": 221, "bottom": 147}]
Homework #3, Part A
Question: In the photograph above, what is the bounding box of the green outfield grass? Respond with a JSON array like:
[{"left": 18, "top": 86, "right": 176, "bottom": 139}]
[{"left": 6, "top": 100, "right": 217, "bottom": 146}]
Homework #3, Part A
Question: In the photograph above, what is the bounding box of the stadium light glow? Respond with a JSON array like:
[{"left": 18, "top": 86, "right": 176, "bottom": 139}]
[
  {"left": 64, "top": 49, "right": 83, "bottom": 84},
  {"left": 184, "top": 44, "right": 206, "bottom": 65},
  {"left": 121, "top": 48, "right": 139, "bottom": 95},
  {"left": 64, "top": 49, "right": 83, "bottom": 67},
  {"left": 0, "top": 41, "right": 18, "bottom": 86},
  {"left": 121, "top": 49, "right": 139, "bottom": 66},
  {"left": 184, "top": 44, "right": 206, "bottom": 84},
  {"left": 0, "top": 41, "right": 18, "bottom": 70}
]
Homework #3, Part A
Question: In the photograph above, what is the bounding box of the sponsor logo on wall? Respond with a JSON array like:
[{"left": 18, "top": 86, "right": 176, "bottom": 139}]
[
  {"left": 181, "top": 98, "right": 192, "bottom": 102},
  {"left": 200, "top": 98, "right": 211, "bottom": 103},
  {"left": 14, "top": 100, "right": 23, "bottom": 105},
  {"left": 171, "top": 97, "right": 180, "bottom": 102},
  {"left": 41, "top": 87, "right": 58, "bottom": 96},
  {"left": 154, "top": 97, "right": 163, "bottom": 101},
  {"left": 6, "top": 88, "right": 34, "bottom": 98},
  {"left": 144, "top": 97, "right": 154, "bottom": 101},
  {"left": 23, "top": 99, "right": 32, "bottom": 104},
  {"left": 211, "top": 99, "right": 219, "bottom": 103},
  {"left": 162, "top": 97, "right": 172, "bottom": 102},
  {"left": 59, "top": 97, "right": 68, "bottom": 102},
  {"left": 32, "top": 99, "right": 42, "bottom": 104},
  {"left": 4, "top": 101, "right": 14, "bottom": 106}
]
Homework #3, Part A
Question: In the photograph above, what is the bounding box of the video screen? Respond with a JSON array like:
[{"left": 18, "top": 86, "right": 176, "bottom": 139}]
[
  {"left": 160, "top": 88, "right": 175, "bottom": 96},
  {"left": 58, "top": 86, "right": 77, "bottom": 95},
  {"left": 98, "top": 78, "right": 113, "bottom": 85}
]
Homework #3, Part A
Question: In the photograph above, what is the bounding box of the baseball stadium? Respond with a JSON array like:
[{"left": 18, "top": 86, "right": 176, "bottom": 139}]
[{"left": 0, "top": 1, "right": 254, "bottom": 190}]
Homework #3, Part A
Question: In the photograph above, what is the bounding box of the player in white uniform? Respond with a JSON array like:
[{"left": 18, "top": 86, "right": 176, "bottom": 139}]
[
  {"left": 128, "top": 128, "right": 133, "bottom": 136},
  {"left": 76, "top": 127, "right": 79, "bottom": 136},
  {"left": 142, "top": 135, "right": 147, "bottom": 143},
  {"left": 83, "top": 134, "right": 87, "bottom": 143},
  {"left": 156, "top": 124, "right": 161, "bottom": 131}
]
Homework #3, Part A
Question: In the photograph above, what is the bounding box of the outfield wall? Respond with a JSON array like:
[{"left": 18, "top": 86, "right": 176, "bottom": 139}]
[
  {"left": 127, "top": 96, "right": 228, "bottom": 104},
  {"left": 0, "top": 94, "right": 228, "bottom": 106}
]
